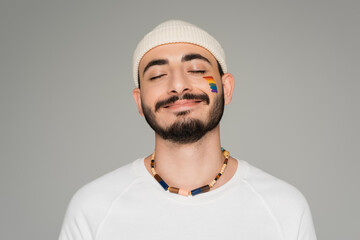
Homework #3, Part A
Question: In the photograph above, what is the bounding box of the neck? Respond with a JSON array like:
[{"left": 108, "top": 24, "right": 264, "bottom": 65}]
[{"left": 152, "top": 126, "right": 224, "bottom": 191}]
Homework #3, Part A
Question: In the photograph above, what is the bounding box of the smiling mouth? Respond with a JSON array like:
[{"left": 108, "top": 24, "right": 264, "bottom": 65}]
[{"left": 162, "top": 99, "right": 204, "bottom": 109}]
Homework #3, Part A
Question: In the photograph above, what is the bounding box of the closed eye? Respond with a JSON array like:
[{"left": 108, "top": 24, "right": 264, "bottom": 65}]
[
  {"left": 189, "top": 70, "right": 206, "bottom": 74},
  {"left": 150, "top": 74, "right": 166, "bottom": 80}
]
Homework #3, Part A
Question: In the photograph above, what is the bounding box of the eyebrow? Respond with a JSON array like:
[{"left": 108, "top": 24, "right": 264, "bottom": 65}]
[
  {"left": 143, "top": 59, "right": 169, "bottom": 76},
  {"left": 181, "top": 53, "right": 212, "bottom": 65},
  {"left": 142, "top": 53, "right": 212, "bottom": 76}
]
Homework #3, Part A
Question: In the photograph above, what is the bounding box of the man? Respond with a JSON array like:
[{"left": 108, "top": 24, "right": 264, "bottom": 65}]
[{"left": 59, "top": 20, "right": 317, "bottom": 240}]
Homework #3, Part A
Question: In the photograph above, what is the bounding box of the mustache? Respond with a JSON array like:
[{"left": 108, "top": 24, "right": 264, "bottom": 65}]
[{"left": 155, "top": 93, "right": 210, "bottom": 112}]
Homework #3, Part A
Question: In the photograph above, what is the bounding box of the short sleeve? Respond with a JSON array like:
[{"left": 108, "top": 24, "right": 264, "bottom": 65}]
[
  {"left": 58, "top": 190, "right": 95, "bottom": 240},
  {"left": 297, "top": 200, "right": 317, "bottom": 240}
]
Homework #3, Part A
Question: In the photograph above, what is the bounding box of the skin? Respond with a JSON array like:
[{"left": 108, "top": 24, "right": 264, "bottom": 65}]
[{"left": 133, "top": 43, "right": 237, "bottom": 192}]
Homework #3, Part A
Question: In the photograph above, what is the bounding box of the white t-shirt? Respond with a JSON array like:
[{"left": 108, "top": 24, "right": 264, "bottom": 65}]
[{"left": 59, "top": 158, "right": 317, "bottom": 240}]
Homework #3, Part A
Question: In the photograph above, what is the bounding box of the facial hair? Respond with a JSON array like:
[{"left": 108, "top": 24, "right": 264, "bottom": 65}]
[{"left": 141, "top": 91, "right": 225, "bottom": 144}]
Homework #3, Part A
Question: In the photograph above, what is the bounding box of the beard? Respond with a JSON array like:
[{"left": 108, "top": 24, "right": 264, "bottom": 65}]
[{"left": 141, "top": 91, "right": 225, "bottom": 144}]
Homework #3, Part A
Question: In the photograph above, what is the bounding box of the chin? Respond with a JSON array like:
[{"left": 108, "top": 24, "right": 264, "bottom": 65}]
[{"left": 174, "top": 110, "right": 191, "bottom": 117}]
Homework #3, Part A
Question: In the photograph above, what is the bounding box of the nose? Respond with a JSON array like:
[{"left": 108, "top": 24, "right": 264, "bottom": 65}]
[{"left": 167, "top": 69, "right": 192, "bottom": 95}]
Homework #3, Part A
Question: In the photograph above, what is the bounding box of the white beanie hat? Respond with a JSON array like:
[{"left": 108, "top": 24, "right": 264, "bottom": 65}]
[{"left": 132, "top": 19, "right": 227, "bottom": 88}]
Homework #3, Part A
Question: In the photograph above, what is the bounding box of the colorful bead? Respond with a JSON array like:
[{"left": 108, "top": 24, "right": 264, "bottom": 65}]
[
  {"left": 223, "top": 150, "right": 230, "bottom": 159},
  {"left": 178, "top": 189, "right": 189, "bottom": 196},
  {"left": 169, "top": 186, "right": 180, "bottom": 194},
  {"left": 191, "top": 185, "right": 210, "bottom": 196},
  {"left": 215, "top": 173, "right": 222, "bottom": 180},
  {"left": 154, "top": 174, "right": 169, "bottom": 190}
]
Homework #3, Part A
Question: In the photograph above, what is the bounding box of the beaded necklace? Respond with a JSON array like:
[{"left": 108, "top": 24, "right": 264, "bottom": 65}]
[{"left": 150, "top": 148, "right": 230, "bottom": 196}]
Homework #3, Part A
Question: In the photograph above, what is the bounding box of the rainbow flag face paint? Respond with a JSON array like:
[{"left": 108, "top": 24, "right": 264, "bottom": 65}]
[{"left": 203, "top": 76, "right": 218, "bottom": 93}]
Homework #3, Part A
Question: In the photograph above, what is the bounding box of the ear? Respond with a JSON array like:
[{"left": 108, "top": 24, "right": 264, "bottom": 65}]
[
  {"left": 221, "top": 73, "right": 235, "bottom": 105},
  {"left": 132, "top": 88, "right": 144, "bottom": 116}
]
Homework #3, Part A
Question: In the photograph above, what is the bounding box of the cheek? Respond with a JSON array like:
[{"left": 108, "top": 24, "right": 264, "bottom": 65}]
[
  {"left": 203, "top": 76, "right": 218, "bottom": 93},
  {"left": 141, "top": 87, "right": 161, "bottom": 104}
]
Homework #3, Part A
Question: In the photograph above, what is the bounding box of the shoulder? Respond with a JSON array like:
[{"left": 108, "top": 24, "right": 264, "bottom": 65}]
[
  {"left": 239, "top": 160, "right": 316, "bottom": 239},
  {"left": 239, "top": 160, "right": 311, "bottom": 224},
  {"left": 68, "top": 158, "right": 143, "bottom": 214},
  {"left": 59, "top": 158, "right": 144, "bottom": 240},
  {"left": 242, "top": 161, "right": 309, "bottom": 211}
]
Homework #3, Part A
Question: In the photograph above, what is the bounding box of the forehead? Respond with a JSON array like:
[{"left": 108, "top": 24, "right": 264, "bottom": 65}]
[{"left": 139, "top": 43, "right": 217, "bottom": 70}]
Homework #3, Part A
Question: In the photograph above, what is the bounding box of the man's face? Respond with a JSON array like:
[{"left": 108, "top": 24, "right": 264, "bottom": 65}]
[{"left": 134, "top": 43, "right": 226, "bottom": 144}]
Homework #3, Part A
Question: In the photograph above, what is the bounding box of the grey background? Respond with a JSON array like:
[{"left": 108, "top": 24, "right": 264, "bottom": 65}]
[{"left": 0, "top": 0, "right": 359, "bottom": 239}]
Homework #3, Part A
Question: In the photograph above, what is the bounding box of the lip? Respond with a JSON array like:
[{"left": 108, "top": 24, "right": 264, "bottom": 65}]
[{"left": 162, "top": 99, "right": 203, "bottom": 110}]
